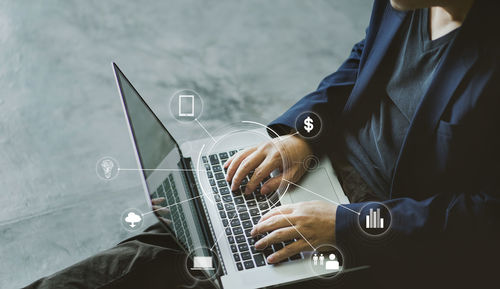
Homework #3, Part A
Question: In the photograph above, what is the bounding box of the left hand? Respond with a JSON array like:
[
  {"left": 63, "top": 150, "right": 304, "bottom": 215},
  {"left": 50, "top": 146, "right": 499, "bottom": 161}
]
[{"left": 251, "top": 200, "right": 337, "bottom": 264}]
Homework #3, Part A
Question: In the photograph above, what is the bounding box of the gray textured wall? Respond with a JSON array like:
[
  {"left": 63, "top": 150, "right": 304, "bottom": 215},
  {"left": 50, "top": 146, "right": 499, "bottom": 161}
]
[{"left": 0, "top": 1, "right": 371, "bottom": 288}]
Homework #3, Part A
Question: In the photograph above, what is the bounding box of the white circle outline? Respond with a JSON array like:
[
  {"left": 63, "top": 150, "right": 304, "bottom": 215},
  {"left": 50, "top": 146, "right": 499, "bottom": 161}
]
[
  {"left": 168, "top": 89, "right": 204, "bottom": 123},
  {"left": 307, "top": 243, "right": 345, "bottom": 280},
  {"left": 184, "top": 246, "right": 220, "bottom": 282},
  {"left": 356, "top": 202, "right": 393, "bottom": 237},
  {"left": 120, "top": 207, "right": 144, "bottom": 232},
  {"left": 294, "top": 111, "right": 323, "bottom": 139},
  {"left": 95, "top": 156, "right": 120, "bottom": 181}
]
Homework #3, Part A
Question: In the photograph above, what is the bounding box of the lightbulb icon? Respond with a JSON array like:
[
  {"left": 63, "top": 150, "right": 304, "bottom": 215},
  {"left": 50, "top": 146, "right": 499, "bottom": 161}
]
[
  {"left": 101, "top": 159, "right": 114, "bottom": 179},
  {"left": 96, "top": 157, "right": 119, "bottom": 180}
]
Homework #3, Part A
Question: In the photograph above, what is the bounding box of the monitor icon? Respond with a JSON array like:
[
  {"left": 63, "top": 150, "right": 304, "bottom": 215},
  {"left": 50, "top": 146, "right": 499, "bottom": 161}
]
[
  {"left": 191, "top": 256, "right": 214, "bottom": 270},
  {"left": 178, "top": 94, "right": 195, "bottom": 117}
]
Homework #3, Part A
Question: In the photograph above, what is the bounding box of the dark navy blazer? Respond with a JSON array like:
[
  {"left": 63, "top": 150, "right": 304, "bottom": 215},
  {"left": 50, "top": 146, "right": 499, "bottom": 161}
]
[{"left": 270, "top": 1, "right": 500, "bottom": 287}]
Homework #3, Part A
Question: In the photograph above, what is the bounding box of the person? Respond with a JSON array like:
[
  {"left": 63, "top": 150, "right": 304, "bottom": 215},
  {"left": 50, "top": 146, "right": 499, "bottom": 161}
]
[
  {"left": 313, "top": 253, "right": 318, "bottom": 265},
  {"left": 26, "top": 0, "right": 500, "bottom": 288}
]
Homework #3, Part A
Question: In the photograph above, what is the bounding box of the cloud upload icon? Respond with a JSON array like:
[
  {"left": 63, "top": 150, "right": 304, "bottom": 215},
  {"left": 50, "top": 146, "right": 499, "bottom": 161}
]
[{"left": 124, "top": 212, "right": 142, "bottom": 228}]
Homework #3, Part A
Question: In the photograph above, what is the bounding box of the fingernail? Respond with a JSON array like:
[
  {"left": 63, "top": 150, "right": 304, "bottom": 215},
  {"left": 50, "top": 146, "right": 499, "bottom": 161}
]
[
  {"left": 255, "top": 241, "right": 263, "bottom": 249},
  {"left": 260, "top": 187, "right": 268, "bottom": 195},
  {"left": 267, "top": 255, "right": 275, "bottom": 263}
]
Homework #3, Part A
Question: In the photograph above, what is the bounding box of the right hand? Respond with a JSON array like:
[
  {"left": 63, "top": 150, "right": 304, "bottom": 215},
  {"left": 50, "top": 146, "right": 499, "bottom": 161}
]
[{"left": 224, "top": 135, "right": 313, "bottom": 195}]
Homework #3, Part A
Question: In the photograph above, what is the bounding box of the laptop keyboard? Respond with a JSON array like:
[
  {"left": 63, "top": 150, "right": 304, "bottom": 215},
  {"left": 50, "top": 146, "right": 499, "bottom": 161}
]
[
  {"left": 203, "top": 149, "right": 303, "bottom": 271},
  {"left": 152, "top": 174, "right": 194, "bottom": 251}
]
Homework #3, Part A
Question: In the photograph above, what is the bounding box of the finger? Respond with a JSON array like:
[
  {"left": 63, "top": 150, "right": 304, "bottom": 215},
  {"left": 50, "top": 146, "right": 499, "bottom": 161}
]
[
  {"left": 226, "top": 147, "right": 256, "bottom": 182},
  {"left": 231, "top": 151, "right": 266, "bottom": 191},
  {"left": 251, "top": 214, "right": 292, "bottom": 236},
  {"left": 245, "top": 157, "right": 279, "bottom": 194},
  {"left": 267, "top": 239, "right": 310, "bottom": 264},
  {"left": 257, "top": 204, "right": 293, "bottom": 225},
  {"left": 151, "top": 197, "right": 166, "bottom": 205},
  {"left": 261, "top": 174, "right": 282, "bottom": 195},
  {"left": 255, "top": 227, "right": 299, "bottom": 250}
]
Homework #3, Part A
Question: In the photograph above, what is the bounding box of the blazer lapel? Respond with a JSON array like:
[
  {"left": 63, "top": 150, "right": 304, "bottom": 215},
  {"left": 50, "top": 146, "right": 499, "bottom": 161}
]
[{"left": 341, "top": 5, "right": 407, "bottom": 115}]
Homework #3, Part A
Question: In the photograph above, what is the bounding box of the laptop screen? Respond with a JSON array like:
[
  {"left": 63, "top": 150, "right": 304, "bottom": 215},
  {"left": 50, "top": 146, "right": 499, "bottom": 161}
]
[{"left": 114, "top": 64, "right": 209, "bottom": 253}]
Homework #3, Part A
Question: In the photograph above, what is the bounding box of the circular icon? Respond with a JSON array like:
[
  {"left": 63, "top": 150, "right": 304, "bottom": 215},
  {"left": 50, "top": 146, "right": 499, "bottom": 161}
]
[
  {"left": 169, "top": 89, "right": 204, "bottom": 123},
  {"left": 295, "top": 111, "right": 322, "bottom": 139},
  {"left": 303, "top": 155, "right": 320, "bottom": 172},
  {"left": 358, "top": 202, "right": 392, "bottom": 236},
  {"left": 308, "top": 244, "right": 344, "bottom": 279},
  {"left": 96, "top": 157, "right": 120, "bottom": 180},
  {"left": 185, "top": 246, "right": 220, "bottom": 281},
  {"left": 120, "top": 208, "right": 144, "bottom": 232}
]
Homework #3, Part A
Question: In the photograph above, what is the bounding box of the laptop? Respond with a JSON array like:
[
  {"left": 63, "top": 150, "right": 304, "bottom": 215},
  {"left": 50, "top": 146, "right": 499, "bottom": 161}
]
[{"left": 112, "top": 62, "right": 349, "bottom": 288}]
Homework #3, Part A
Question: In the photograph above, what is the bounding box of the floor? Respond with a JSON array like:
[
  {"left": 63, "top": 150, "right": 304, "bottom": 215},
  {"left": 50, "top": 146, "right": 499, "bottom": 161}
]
[{"left": 0, "top": 1, "right": 370, "bottom": 287}]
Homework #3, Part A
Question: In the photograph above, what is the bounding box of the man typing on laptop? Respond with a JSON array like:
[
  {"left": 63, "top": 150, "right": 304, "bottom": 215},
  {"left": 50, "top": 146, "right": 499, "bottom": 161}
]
[{"left": 26, "top": 0, "right": 500, "bottom": 288}]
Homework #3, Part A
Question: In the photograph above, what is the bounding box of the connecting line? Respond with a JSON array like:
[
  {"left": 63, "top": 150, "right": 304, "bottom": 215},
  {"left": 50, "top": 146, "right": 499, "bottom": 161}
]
[
  {"left": 282, "top": 179, "right": 360, "bottom": 216},
  {"left": 118, "top": 168, "right": 207, "bottom": 172},
  {"left": 141, "top": 195, "right": 204, "bottom": 217},
  {"left": 194, "top": 118, "right": 216, "bottom": 143}
]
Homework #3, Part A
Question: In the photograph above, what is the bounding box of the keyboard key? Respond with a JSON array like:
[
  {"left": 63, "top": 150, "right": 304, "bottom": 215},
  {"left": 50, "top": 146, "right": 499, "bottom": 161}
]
[
  {"left": 207, "top": 171, "right": 213, "bottom": 178},
  {"left": 239, "top": 212, "right": 250, "bottom": 220},
  {"left": 213, "top": 165, "right": 222, "bottom": 172},
  {"left": 227, "top": 210, "right": 237, "bottom": 219},
  {"left": 235, "top": 235, "right": 246, "bottom": 243},
  {"left": 231, "top": 219, "right": 241, "bottom": 227},
  {"left": 212, "top": 187, "right": 218, "bottom": 194},
  {"left": 259, "top": 203, "right": 269, "bottom": 210},
  {"left": 215, "top": 172, "right": 225, "bottom": 180},
  {"left": 219, "top": 152, "right": 229, "bottom": 159},
  {"left": 249, "top": 208, "right": 260, "bottom": 216},
  {"left": 234, "top": 196, "right": 244, "bottom": 204},
  {"left": 222, "top": 195, "right": 232, "bottom": 203},
  {"left": 245, "top": 229, "right": 252, "bottom": 237},
  {"left": 214, "top": 194, "right": 221, "bottom": 202},
  {"left": 231, "top": 244, "right": 238, "bottom": 253},
  {"left": 222, "top": 219, "right": 229, "bottom": 227},
  {"left": 205, "top": 164, "right": 211, "bottom": 171},
  {"left": 229, "top": 150, "right": 237, "bottom": 156},
  {"left": 227, "top": 236, "right": 235, "bottom": 243},
  {"left": 256, "top": 194, "right": 266, "bottom": 202},
  {"left": 219, "top": 211, "right": 227, "bottom": 218},
  {"left": 233, "top": 254, "right": 240, "bottom": 262},
  {"left": 241, "top": 178, "right": 248, "bottom": 185},
  {"left": 225, "top": 203, "right": 235, "bottom": 211},
  {"left": 217, "top": 202, "right": 223, "bottom": 210},
  {"left": 263, "top": 248, "right": 274, "bottom": 257},
  {"left": 241, "top": 252, "right": 252, "bottom": 260},
  {"left": 236, "top": 205, "right": 247, "bottom": 213},
  {"left": 247, "top": 238, "right": 256, "bottom": 246},
  {"left": 236, "top": 262, "right": 243, "bottom": 271},
  {"left": 244, "top": 260, "right": 254, "bottom": 269},
  {"left": 242, "top": 220, "right": 253, "bottom": 229},
  {"left": 252, "top": 216, "right": 260, "bottom": 225},
  {"left": 202, "top": 156, "right": 208, "bottom": 163},
  {"left": 238, "top": 243, "right": 249, "bottom": 252},
  {"left": 250, "top": 246, "right": 258, "bottom": 254},
  {"left": 225, "top": 228, "right": 232, "bottom": 236},
  {"left": 272, "top": 243, "right": 284, "bottom": 251},
  {"left": 209, "top": 179, "right": 216, "bottom": 186},
  {"left": 219, "top": 188, "right": 230, "bottom": 195},
  {"left": 217, "top": 180, "right": 228, "bottom": 188},
  {"left": 254, "top": 254, "right": 266, "bottom": 267},
  {"left": 233, "top": 227, "right": 243, "bottom": 235},
  {"left": 247, "top": 200, "right": 257, "bottom": 207},
  {"left": 209, "top": 154, "right": 219, "bottom": 165}
]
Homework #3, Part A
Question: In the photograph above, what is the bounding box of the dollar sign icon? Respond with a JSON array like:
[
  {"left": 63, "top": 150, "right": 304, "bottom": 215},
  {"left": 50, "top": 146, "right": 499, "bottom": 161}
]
[{"left": 304, "top": 116, "right": 314, "bottom": 133}]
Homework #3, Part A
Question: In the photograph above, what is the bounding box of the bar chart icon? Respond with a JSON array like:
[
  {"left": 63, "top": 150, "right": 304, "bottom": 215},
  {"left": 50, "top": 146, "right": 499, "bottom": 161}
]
[{"left": 365, "top": 208, "right": 384, "bottom": 229}]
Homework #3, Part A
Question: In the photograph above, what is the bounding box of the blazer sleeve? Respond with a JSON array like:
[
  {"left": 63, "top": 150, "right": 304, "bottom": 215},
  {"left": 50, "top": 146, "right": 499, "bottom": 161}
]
[{"left": 267, "top": 37, "right": 365, "bottom": 155}]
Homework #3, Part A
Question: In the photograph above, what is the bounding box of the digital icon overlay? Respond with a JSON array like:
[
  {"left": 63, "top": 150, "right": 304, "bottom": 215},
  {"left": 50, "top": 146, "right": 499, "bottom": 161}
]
[
  {"left": 96, "top": 157, "right": 120, "bottom": 180},
  {"left": 358, "top": 202, "right": 391, "bottom": 236},
  {"left": 169, "top": 89, "right": 203, "bottom": 122},
  {"left": 295, "top": 111, "right": 322, "bottom": 139},
  {"left": 120, "top": 208, "right": 144, "bottom": 231}
]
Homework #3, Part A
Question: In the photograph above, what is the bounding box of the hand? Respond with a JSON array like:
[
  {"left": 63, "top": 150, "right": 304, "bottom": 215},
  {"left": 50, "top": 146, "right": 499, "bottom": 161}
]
[
  {"left": 224, "top": 135, "right": 313, "bottom": 195},
  {"left": 250, "top": 201, "right": 337, "bottom": 264}
]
